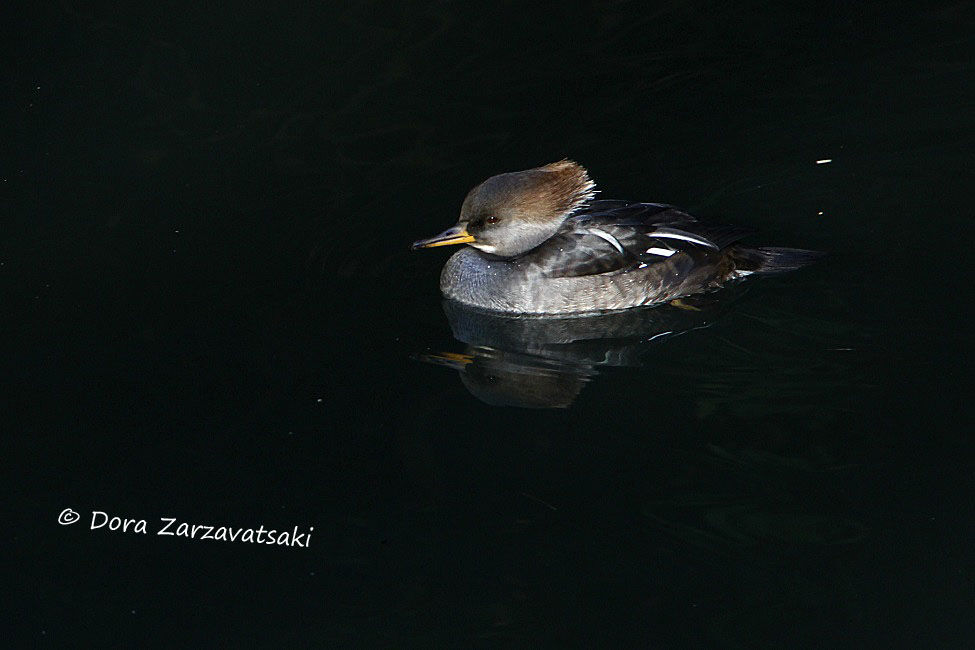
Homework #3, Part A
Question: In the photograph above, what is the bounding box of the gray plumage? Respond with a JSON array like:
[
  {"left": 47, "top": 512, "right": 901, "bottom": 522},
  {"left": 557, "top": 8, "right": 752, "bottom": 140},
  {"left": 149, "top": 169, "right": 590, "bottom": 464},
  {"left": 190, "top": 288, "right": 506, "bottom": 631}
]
[{"left": 415, "top": 162, "right": 821, "bottom": 315}]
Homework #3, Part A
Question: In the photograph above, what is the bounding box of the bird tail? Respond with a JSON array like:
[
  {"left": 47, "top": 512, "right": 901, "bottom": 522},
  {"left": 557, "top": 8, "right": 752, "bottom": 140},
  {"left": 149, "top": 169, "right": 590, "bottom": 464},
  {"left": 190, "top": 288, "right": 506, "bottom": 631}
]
[{"left": 730, "top": 246, "right": 825, "bottom": 275}]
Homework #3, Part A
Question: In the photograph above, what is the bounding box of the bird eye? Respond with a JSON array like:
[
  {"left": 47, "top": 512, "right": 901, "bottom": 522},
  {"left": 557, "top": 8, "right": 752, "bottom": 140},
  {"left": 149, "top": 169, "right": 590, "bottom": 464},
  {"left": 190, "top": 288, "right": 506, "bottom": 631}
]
[{"left": 486, "top": 216, "right": 500, "bottom": 224}]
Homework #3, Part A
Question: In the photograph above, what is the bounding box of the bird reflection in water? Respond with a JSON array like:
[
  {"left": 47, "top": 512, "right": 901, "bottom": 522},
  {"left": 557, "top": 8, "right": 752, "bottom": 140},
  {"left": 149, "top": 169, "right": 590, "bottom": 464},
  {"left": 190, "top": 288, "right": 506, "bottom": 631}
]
[{"left": 418, "top": 287, "right": 744, "bottom": 408}]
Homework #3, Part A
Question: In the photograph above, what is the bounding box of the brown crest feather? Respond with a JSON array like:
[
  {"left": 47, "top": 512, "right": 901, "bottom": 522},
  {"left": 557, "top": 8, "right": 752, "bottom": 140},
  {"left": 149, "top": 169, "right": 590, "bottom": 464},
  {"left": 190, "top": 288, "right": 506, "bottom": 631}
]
[{"left": 461, "top": 159, "right": 597, "bottom": 224}]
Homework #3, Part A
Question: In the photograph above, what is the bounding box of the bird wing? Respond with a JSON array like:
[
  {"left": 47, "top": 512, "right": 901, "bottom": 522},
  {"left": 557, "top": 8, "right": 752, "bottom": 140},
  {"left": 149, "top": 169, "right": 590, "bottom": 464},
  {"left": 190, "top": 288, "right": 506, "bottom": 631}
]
[{"left": 531, "top": 201, "right": 752, "bottom": 279}]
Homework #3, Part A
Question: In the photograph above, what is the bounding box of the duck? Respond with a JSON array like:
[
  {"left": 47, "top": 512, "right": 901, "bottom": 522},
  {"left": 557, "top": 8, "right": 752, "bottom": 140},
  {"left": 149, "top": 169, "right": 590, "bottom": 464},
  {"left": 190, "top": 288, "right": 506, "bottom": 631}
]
[{"left": 412, "top": 160, "right": 821, "bottom": 314}]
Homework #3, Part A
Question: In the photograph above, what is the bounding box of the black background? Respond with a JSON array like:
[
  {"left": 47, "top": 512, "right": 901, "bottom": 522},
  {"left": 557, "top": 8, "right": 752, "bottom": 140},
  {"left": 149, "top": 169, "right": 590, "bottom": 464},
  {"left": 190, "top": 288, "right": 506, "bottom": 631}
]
[{"left": 6, "top": 2, "right": 974, "bottom": 646}]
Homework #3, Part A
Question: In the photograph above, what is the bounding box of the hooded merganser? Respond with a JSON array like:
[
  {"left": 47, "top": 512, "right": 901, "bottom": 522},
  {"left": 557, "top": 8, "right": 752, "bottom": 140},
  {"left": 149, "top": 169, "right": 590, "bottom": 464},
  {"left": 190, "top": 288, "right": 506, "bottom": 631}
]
[{"left": 413, "top": 160, "right": 821, "bottom": 314}]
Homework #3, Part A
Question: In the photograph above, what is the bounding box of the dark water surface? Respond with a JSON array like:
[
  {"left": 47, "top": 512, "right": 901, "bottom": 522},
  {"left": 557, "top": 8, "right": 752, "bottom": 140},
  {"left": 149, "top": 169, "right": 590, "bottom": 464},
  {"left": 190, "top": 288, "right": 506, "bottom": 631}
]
[{"left": 6, "top": 2, "right": 974, "bottom": 646}]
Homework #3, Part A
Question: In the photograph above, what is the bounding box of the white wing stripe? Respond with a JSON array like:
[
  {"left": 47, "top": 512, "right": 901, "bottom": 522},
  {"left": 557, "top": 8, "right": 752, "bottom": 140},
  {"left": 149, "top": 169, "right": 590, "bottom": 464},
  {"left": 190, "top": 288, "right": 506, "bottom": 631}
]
[
  {"left": 645, "top": 247, "right": 676, "bottom": 257},
  {"left": 646, "top": 229, "right": 718, "bottom": 249},
  {"left": 586, "top": 228, "right": 625, "bottom": 254}
]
